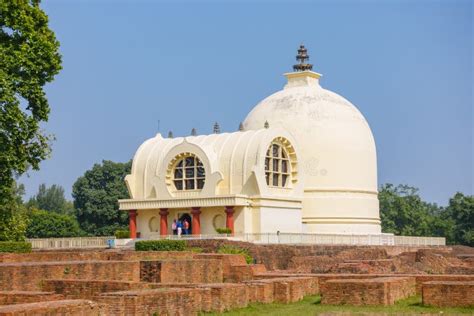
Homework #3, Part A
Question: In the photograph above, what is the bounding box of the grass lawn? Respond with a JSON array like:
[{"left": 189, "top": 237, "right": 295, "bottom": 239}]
[{"left": 201, "top": 295, "right": 474, "bottom": 315}]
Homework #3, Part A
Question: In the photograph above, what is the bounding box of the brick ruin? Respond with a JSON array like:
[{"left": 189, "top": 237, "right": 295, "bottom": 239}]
[{"left": 0, "top": 243, "right": 472, "bottom": 315}]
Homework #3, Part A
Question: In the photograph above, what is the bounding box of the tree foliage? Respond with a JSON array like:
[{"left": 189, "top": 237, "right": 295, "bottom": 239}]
[
  {"left": 379, "top": 184, "right": 473, "bottom": 246},
  {"left": 0, "top": 181, "right": 29, "bottom": 241},
  {"left": 26, "top": 208, "right": 82, "bottom": 238},
  {"left": 72, "top": 160, "right": 131, "bottom": 236},
  {"left": 443, "top": 193, "right": 474, "bottom": 246},
  {"left": 0, "top": 0, "right": 62, "bottom": 240},
  {"left": 27, "top": 183, "right": 73, "bottom": 214}
]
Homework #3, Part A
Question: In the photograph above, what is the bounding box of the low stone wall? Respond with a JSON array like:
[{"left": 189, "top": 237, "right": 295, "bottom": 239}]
[
  {"left": 0, "top": 291, "right": 63, "bottom": 305},
  {"left": 0, "top": 250, "right": 193, "bottom": 263},
  {"left": 97, "top": 288, "right": 205, "bottom": 315},
  {"left": 422, "top": 281, "right": 474, "bottom": 307},
  {"left": 197, "top": 283, "right": 248, "bottom": 312},
  {"left": 42, "top": 279, "right": 150, "bottom": 300},
  {"left": 243, "top": 276, "right": 318, "bottom": 304},
  {"left": 0, "top": 299, "right": 100, "bottom": 315},
  {"left": 140, "top": 259, "right": 223, "bottom": 283},
  {"left": 242, "top": 280, "right": 275, "bottom": 303},
  {"left": 413, "top": 275, "right": 474, "bottom": 293},
  {"left": 321, "top": 277, "right": 416, "bottom": 306},
  {"left": 255, "top": 272, "right": 474, "bottom": 294},
  {"left": 137, "top": 283, "right": 248, "bottom": 312},
  {"left": 0, "top": 261, "right": 140, "bottom": 291}
]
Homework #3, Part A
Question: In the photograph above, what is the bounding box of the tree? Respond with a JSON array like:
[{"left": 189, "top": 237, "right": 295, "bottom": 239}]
[
  {"left": 0, "top": 1, "right": 62, "bottom": 240},
  {"left": 27, "top": 184, "right": 74, "bottom": 214},
  {"left": 72, "top": 160, "right": 131, "bottom": 236},
  {"left": 443, "top": 192, "right": 474, "bottom": 246},
  {"left": 379, "top": 184, "right": 434, "bottom": 236},
  {"left": 26, "top": 208, "right": 82, "bottom": 238},
  {"left": 0, "top": 181, "right": 29, "bottom": 241}
]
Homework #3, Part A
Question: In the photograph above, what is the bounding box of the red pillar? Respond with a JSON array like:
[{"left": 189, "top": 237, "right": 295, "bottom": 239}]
[
  {"left": 191, "top": 207, "right": 201, "bottom": 235},
  {"left": 129, "top": 210, "right": 137, "bottom": 239},
  {"left": 159, "top": 208, "right": 169, "bottom": 236},
  {"left": 225, "top": 206, "right": 235, "bottom": 235}
]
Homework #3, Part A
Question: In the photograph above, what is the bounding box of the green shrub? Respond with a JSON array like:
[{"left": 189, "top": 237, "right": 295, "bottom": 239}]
[
  {"left": 26, "top": 209, "right": 82, "bottom": 238},
  {"left": 114, "top": 230, "right": 130, "bottom": 239},
  {"left": 135, "top": 240, "right": 186, "bottom": 251},
  {"left": 0, "top": 241, "right": 32, "bottom": 253},
  {"left": 217, "top": 245, "right": 253, "bottom": 264},
  {"left": 215, "top": 227, "right": 232, "bottom": 234}
]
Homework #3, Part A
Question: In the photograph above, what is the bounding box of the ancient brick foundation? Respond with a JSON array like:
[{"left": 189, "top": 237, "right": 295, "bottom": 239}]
[
  {"left": 0, "top": 244, "right": 472, "bottom": 314},
  {"left": 0, "top": 291, "right": 64, "bottom": 305},
  {"left": 321, "top": 277, "right": 416, "bottom": 306},
  {"left": 422, "top": 281, "right": 474, "bottom": 307},
  {"left": 97, "top": 288, "right": 204, "bottom": 315},
  {"left": 0, "top": 260, "right": 140, "bottom": 291},
  {"left": 139, "top": 259, "right": 223, "bottom": 283},
  {"left": 0, "top": 299, "right": 100, "bottom": 315}
]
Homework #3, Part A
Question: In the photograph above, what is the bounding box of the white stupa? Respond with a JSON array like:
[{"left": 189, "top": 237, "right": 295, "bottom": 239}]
[{"left": 119, "top": 45, "right": 381, "bottom": 238}]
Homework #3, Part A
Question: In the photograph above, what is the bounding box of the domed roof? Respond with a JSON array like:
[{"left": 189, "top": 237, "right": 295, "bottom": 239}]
[
  {"left": 243, "top": 75, "right": 371, "bottom": 132},
  {"left": 242, "top": 53, "right": 378, "bottom": 209},
  {"left": 242, "top": 51, "right": 380, "bottom": 233}
]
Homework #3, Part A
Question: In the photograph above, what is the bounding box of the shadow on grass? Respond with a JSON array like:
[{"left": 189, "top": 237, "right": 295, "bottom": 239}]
[{"left": 311, "top": 296, "right": 322, "bottom": 305}]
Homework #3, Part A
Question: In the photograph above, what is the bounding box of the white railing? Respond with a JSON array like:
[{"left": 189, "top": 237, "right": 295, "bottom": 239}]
[
  {"left": 393, "top": 235, "right": 445, "bottom": 246},
  {"left": 235, "top": 233, "right": 393, "bottom": 245},
  {"left": 26, "top": 233, "right": 446, "bottom": 249},
  {"left": 141, "top": 233, "right": 445, "bottom": 246},
  {"left": 237, "top": 233, "right": 445, "bottom": 246},
  {"left": 27, "top": 236, "right": 114, "bottom": 249}
]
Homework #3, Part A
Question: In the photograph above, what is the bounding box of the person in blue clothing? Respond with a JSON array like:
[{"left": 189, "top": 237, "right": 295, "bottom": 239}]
[
  {"left": 176, "top": 219, "right": 183, "bottom": 236},
  {"left": 183, "top": 219, "right": 190, "bottom": 235}
]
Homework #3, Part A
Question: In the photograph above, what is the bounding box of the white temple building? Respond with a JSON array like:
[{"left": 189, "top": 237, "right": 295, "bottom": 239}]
[{"left": 119, "top": 45, "right": 381, "bottom": 239}]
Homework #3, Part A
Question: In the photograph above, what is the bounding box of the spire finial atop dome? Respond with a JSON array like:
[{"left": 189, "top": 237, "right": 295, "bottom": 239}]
[
  {"left": 213, "top": 122, "right": 220, "bottom": 134},
  {"left": 293, "top": 44, "right": 313, "bottom": 72}
]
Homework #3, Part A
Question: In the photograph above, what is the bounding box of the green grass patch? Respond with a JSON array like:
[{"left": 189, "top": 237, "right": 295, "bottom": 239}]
[
  {"left": 0, "top": 241, "right": 32, "bottom": 253},
  {"left": 201, "top": 295, "right": 474, "bottom": 315},
  {"left": 217, "top": 245, "right": 253, "bottom": 264}
]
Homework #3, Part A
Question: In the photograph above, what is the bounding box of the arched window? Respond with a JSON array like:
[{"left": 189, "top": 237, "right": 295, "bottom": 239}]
[
  {"left": 265, "top": 143, "right": 290, "bottom": 187},
  {"left": 173, "top": 155, "right": 205, "bottom": 190}
]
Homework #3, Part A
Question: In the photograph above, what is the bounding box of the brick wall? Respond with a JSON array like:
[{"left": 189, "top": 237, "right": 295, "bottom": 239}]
[
  {"left": 0, "top": 250, "right": 193, "bottom": 263},
  {"left": 193, "top": 253, "right": 246, "bottom": 281},
  {"left": 196, "top": 283, "right": 248, "bottom": 312},
  {"left": 0, "top": 299, "right": 100, "bottom": 316},
  {"left": 256, "top": 272, "right": 474, "bottom": 295},
  {"left": 0, "top": 261, "right": 140, "bottom": 291},
  {"left": 321, "top": 277, "right": 415, "bottom": 306},
  {"left": 0, "top": 291, "right": 63, "bottom": 305},
  {"left": 97, "top": 288, "right": 205, "bottom": 315},
  {"left": 242, "top": 281, "right": 274, "bottom": 303},
  {"left": 140, "top": 259, "right": 223, "bottom": 283},
  {"left": 42, "top": 279, "right": 150, "bottom": 300},
  {"left": 422, "top": 281, "right": 474, "bottom": 307}
]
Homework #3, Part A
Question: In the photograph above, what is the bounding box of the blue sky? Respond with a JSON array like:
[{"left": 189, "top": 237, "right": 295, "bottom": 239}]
[{"left": 21, "top": 0, "right": 472, "bottom": 205}]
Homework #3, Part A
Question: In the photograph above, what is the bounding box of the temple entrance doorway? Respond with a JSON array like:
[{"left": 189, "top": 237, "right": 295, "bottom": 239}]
[{"left": 178, "top": 213, "right": 192, "bottom": 235}]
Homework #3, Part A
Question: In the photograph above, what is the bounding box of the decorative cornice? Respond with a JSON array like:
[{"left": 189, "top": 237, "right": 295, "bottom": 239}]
[{"left": 119, "top": 195, "right": 249, "bottom": 210}]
